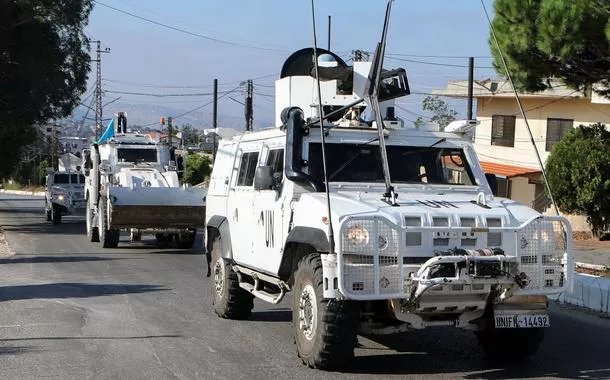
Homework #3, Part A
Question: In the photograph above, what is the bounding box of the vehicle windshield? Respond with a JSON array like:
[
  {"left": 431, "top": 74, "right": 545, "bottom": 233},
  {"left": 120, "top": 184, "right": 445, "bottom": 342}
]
[
  {"left": 53, "top": 174, "right": 69, "bottom": 184},
  {"left": 308, "top": 143, "right": 476, "bottom": 185},
  {"left": 117, "top": 148, "right": 157, "bottom": 163}
]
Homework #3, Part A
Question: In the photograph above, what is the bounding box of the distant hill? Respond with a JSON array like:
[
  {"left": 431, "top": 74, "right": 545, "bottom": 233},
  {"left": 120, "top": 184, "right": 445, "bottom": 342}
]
[{"left": 62, "top": 101, "right": 275, "bottom": 137}]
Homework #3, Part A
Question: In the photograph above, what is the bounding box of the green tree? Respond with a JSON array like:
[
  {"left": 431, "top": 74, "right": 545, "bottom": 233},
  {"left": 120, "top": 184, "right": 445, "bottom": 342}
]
[
  {"left": 0, "top": 0, "right": 93, "bottom": 178},
  {"left": 39, "top": 159, "right": 49, "bottom": 185},
  {"left": 180, "top": 124, "right": 201, "bottom": 147},
  {"left": 490, "top": 0, "right": 610, "bottom": 98},
  {"left": 545, "top": 123, "right": 610, "bottom": 237},
  {"left": 183, "top": 153, "right": 212, "bottom": 186},
  {"left": 418, "top": 96, "right": 458, "bottom": 130}
]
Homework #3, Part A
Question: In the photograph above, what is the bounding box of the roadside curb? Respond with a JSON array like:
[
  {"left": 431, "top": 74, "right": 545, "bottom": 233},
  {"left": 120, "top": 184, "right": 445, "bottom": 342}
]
[
  {"left": 0, "top": 189, "right": 45, "bottom": 197},
  {"left": 551, "top": 273, "right": 610, "bottom": 314}
]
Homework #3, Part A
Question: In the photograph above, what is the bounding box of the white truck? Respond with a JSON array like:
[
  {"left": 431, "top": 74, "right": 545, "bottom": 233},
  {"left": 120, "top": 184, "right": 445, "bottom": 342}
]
[
  {"left": 44, "top": 169, "right": 86, "bottom": 225},
  {"left": 204, "top": 16, "right": 574, "bottom": 370},
  {"left": 82, "top": 112, "right": 206, "bottom": 248}
]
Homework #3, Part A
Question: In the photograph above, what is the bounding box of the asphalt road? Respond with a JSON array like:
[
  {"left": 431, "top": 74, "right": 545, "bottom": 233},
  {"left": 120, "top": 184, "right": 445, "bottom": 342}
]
[{"left": 1, "top": 193, "right": 610, "bottom": 380}]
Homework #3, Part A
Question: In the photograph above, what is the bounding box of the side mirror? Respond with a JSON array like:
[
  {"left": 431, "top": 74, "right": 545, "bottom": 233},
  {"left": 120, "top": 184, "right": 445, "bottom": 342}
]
[
  {"left": 485, "top": 173, "right": 498, "bottom": 196},
  {"left": 254, "top": 166, "right": 273, "bottom": 190},
  {"left": 82, "top": 149, "right": 92, "bottom": 170}
]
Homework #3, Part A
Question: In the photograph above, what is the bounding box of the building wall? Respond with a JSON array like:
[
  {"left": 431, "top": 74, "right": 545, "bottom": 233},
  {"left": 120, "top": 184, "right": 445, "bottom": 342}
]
[
  {"left": 509, "top": 176, "right": 536, "bottom": 207},
  {"left": 473, "top": 97, "right": 609, "bottom": 233},
  {"left": 474, "top": 97, "right": 610, "bottom": 168}
]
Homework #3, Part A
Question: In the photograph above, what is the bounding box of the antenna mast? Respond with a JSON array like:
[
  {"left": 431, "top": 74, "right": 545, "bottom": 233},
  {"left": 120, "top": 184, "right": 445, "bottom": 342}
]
[
  {"left": 369, "top": 0, "right": 397, "bottom": 206},
  {"left": 310, "top": 0, "right": 335, "bottom": 254},
  {"left": 480, "top": 0, "right": 560, "bottom": 216}
]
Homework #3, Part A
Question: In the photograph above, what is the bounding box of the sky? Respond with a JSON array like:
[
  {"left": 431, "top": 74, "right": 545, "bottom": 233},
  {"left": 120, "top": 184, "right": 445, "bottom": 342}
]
[{"left": 80, "top": 0, "right": 500, "bottom": 129}]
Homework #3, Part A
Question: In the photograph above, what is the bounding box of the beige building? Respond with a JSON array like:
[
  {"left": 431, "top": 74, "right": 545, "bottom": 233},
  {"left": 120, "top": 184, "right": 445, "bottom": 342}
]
[{"left": 435, "top": 79, "right": 610, "bottom": 232}]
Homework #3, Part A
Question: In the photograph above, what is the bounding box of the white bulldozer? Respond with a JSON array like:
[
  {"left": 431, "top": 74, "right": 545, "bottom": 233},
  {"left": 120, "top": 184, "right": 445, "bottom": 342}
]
[{"left": 82, "top": 112, "right": 206, "bottom": 248}]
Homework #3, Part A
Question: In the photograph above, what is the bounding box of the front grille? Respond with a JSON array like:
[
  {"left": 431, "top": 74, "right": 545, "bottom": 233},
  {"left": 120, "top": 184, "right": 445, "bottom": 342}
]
[{"left": 338, "top": 216, "right": 573, "bottom": 300}]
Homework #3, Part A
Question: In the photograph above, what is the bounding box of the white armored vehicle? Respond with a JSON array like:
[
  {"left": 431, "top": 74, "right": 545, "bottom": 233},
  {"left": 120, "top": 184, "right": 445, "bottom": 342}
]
[
  {"left": 82, "top": 112, "right": 206, "bottom": 248},
  {"left": 205, "top": 4, "right": 574, "bottom": 370},
  {"left": 44, "top": 169, "right": 86, "bottom": 225}
]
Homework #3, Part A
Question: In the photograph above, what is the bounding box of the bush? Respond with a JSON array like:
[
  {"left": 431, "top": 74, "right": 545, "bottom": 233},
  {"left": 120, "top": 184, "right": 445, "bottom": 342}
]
[
  {"left": 182, "top": 153, "right": 212, "bottom": 186},
  {"left": 546, "top": 123, "right": 610, "bottom": 236}
]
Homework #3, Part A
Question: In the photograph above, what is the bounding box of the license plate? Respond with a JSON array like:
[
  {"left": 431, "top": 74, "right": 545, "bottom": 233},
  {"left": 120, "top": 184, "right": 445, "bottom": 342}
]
[{"left": 494, "top": 314, "right": 550, "bottom": 328}]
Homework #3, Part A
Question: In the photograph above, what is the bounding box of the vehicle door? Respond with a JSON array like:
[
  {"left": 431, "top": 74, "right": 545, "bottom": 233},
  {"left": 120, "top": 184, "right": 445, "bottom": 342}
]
[
  {"left": 226, "top": 143, "right": 260, "bottom": 263},
  {"left": 252, "top": 143, "right": 287, "bottom": 274}
]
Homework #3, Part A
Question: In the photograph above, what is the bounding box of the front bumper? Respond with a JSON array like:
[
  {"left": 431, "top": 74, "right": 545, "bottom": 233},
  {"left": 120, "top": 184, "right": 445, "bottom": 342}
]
[{"left": 327, "top": 216, "right": 573, "bottom": 302}]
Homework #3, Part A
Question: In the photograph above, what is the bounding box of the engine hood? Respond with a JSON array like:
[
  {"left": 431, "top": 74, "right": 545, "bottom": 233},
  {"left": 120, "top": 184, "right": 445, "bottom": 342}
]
[
  {"left": 115, "top": 168, "right": 171, "bottom": 188},
  {"left": 294, "top": 190, "right": 540, "bottom": 229}
]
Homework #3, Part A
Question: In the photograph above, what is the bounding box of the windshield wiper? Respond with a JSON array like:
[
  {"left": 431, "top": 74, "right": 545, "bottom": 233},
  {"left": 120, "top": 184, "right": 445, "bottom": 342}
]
[
  {"left": 429, "top": 138, "right": 446, "bottom": 148},
  {"left": 328, "top": 137, "right": 380, "bottom": 181}
]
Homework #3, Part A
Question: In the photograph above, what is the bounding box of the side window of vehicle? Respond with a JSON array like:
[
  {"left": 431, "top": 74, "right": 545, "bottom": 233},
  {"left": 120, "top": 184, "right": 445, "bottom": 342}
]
[
  {"left": 266, "top": 149, "right": 284, "bottom": 178},
  {"left": 236, "top": 151, "right": 260, "bottom": 187}
]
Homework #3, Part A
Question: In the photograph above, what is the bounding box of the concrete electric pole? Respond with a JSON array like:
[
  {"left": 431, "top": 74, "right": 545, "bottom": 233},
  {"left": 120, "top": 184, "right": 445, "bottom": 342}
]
[{"left": 245, "top": 79, "right": 253, "bottom": 132}]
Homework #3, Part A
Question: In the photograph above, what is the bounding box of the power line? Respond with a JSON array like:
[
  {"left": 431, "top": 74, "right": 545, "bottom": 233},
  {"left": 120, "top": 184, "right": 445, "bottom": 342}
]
[
  {"left": 104, "top": 90, "right": 225, "bottom": 97},
  {"left": 94, "top": 1, "right": 287, "bottom": 53},
  {"left": 386, "top": 56, "right": 495, "bottom": 69},
  {"left": 387, "top": 53, "right": 493, "bottom": 59},
  {"left": 138, "top": 84, "right": 244, "bottom": 127}
]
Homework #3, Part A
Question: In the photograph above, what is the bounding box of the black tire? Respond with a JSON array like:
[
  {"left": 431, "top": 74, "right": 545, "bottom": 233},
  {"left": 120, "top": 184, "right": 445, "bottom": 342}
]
[
  {"left": 51, "top": 203, "right": 62, "bottom": 225},
  {"left": 292, "top": 254, "right": 359, "bottom": 370},
  {"left": 98, "top": 199, "right": 119, "bottom": 248},
  {"left": 86, "top": 197, "right": 99, "bottom": 242},
  {"left": 46, "top": 207, "right": 52, "bottom": 222},
  {"left": 177, "top": 229, "right": 196, "bottom": 249},
  {"left": 210, "top": 237, "right": 253, "bottom": 320},
  {"left": 476, "top": 321, "right": 545, "bottom": 362}
]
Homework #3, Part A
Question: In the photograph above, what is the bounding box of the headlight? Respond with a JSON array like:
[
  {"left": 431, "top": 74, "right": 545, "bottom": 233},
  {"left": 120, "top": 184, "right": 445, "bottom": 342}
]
[
  {"left": 346, "top": 225, "right": 369, "bottom": 245},
  {"left": 56, "top": 193, "right": 64, "bottom": 201},
  {"left": 378, "top": 234, "right": 389, "bottom": 250},
  {"left": 342, "top": 218, "right": 397, "bottom": 254}
]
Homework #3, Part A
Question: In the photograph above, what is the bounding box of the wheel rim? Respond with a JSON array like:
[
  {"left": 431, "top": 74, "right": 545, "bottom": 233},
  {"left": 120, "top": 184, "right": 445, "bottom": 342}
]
[
  {"left": 299, "top": 284, "right": 318, "bottom": 341},
  {"left": 213, "top": 258, "right": 225, "bottom": 297}
]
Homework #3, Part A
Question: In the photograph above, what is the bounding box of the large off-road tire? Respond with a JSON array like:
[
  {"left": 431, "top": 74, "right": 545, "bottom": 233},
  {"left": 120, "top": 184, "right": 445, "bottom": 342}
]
[
  {"left": 51, "top": 203, "right": 62, "bottom": 225},
  {"left": 476, "top": 320, "right": 545, "bottom": 362},
  {"left": 86, "top": 197, "right": 99, "bottom": 242},
  {"left": 292, "top": 254, "right": 359, "bottom": 370},
  {"left": 210, "top": 237, "right": 253, "bottom": 320},
  {"left": 98, "top": 199, "right": 119, "bottom": 248},
  {"left": 177, "top": 229, "right": 196, "bottom": 249}
]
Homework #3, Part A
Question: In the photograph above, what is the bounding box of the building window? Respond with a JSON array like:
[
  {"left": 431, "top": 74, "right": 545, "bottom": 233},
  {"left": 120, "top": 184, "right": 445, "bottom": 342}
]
[
  {"left": 546, "top": 118, "right": 573, "bottom": 151},
  {"left": 491, "top": 115, "right": 516, "bottom": 147},
  {"left": 236, "top": 151, "right": 259, "bottom": 187}
]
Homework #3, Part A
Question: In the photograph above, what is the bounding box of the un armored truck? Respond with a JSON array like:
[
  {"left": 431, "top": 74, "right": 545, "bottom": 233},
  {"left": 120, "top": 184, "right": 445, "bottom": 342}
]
[
  {"left": 44, "top": 169, "right": 86, "bottom": 225},
  {"left": 204, "top": 42, "right": 574, "bottom": 370},
  {"left": 82, "top": 112, "right": 206, "bottom": 248}
]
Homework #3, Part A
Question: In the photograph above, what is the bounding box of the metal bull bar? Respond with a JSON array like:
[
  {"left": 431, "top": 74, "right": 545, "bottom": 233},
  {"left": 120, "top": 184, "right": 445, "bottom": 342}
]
[
  {"left": 107, "top": 187, "right": 206, "bottom": 229},
  {"left": 337, "top": 216, "right": 574, "bottom": 300}
]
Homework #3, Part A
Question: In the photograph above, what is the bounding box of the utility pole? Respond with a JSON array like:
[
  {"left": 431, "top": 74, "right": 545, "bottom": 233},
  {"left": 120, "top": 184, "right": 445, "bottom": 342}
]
[
  {"left": 167, "top": 116, "right": 173, "bottom": 147},
  {"left": 88, "top": 39, "right": 110, "bottom": 140},
  {"left": 245, "top": 79, "right": 253, "bottom": 132},
  {"left": 467, "top": 57, "right": 474, "bottom": 120},
  {"left": 212, "top": 79, "right": 218, "bottom": 162},
  {"left": 328, "top": 15, "right": 331, "bottom": 50}
]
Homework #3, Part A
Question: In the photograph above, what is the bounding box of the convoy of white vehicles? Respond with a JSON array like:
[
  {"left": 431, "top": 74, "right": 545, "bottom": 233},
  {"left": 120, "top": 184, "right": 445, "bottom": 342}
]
[
  {"left": 34, "top": 1, "right": 576, "bottom": 372},
  {"left": 202, "top": 4, "right": 574, "bottom": 370}
]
